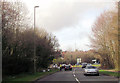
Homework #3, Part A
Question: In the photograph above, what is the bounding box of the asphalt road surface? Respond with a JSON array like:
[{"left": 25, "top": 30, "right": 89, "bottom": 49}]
[{"left": 35, "top": 67, "right": 119, "bottom": 83}]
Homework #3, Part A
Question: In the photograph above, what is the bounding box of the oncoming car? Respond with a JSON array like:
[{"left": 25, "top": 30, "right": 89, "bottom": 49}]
[{"left": 84, "top": 66, "right": 99, "bottom": 76}]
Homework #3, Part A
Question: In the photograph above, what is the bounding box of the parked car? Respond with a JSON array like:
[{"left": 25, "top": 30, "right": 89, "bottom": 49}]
[
  {"left": 84, "top": 66, "right": 99, "bottom": 76},
  {"left": 65, "top": 65, "right": 72, "bottom": 71},
  {"left": 82, "top": 63, "right": 87, "bottom": 68}
]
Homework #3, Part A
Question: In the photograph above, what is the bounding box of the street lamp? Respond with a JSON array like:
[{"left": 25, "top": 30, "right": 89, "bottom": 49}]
[{"left": 34, "top": 6, "right": 39, "bottom": 73}]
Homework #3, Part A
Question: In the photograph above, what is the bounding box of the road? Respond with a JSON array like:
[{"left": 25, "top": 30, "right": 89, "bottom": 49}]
[{"left": 35, "top": 67, "right": 119, "bottom": 83}]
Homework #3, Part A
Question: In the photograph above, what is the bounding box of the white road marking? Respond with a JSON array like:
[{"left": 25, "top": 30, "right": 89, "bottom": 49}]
[
  {"left": 73, "top": 68, "right": 80, "bottom": 83},
  {"left": 73, "top": 74, "right": 75, "bottom": 77},
  {"left": 75, "top": 78, "right": 78, "bottom": 81},
  {"left": 73, "top": 69, "right": 75, "bottom": 74},
  {"left": 75, "top": 78, "right": 80, "bottom": 83}
]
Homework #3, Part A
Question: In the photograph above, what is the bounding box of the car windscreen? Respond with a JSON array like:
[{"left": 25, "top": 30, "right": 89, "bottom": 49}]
[
  {"left": 86, "top": 66, "right": 96, "bottom": 69},
  {"left": 65, "top": 65, "right": 70, "bottom": 68}
]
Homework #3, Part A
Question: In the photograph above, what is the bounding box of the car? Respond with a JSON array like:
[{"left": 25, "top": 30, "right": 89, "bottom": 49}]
[
  {"left": 64, "top": 65, "right": 72, "bottom": 71},
  {"left": 84, "top": 66, "right": 99, "bottom": 76},
  {"left": 60, "top": 64, "right": 66, "bottom": 71},
  {"left": 61, "top": 64, "right": 66, "bottom": 68},
  {"left": 82, "top": 63, "right": 87, "bottom": 68}
]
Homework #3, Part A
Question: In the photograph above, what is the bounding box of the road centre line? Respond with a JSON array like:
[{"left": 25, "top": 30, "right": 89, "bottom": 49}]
[
  {"left": 73, "top": 69, "right": 80, "bottom": 83},
  {"left": 75, "top": 78, "right": 80, "bottom": 83},
  {"left": 73, "top": 74, "right": 75, "bottom": 77}
]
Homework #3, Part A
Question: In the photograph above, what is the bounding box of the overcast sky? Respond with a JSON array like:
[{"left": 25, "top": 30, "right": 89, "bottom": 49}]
[{"left": 22, "top": 0, "right": 118, "bottom": 51}]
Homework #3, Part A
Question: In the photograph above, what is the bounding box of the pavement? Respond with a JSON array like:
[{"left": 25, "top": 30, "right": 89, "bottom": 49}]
[{"left": 35, "top": 67, "right": 119, "bottom": 83}]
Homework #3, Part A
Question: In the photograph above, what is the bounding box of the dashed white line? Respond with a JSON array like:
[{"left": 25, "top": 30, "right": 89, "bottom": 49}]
[
  {"left": 73, "top": 74, "right": 75, "bottom": 77},
  {"left": 73, "top": 68, "right": 80, "bottom": 83},
  {"left": 75, "top": 78, "right": 80, "bottom": 83},
  {"left": 75, "top": 78, "right": 78, "bottom": 81}
]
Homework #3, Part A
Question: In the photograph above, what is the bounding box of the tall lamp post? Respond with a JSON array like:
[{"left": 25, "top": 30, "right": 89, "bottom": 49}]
[{"left": 34, "top": 6, "right": 39, "bottom": 73}]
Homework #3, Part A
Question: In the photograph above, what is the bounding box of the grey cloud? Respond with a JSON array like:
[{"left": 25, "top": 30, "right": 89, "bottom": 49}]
[{"left": 35, "top": 1, "right": 115, "bottom": 32}]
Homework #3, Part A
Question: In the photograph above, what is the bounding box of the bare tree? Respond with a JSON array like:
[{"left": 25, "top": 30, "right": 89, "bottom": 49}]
[{"left": 90, "top": 5, "right": 118, "bottom": 69}]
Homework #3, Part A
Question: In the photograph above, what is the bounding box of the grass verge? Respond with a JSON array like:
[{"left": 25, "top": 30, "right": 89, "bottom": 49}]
[
  {"left": 99, "top": 70, "right": 120, "bottom": 77},
  {"left": 2, "top": 68, "right": 59, "bottom": 82}
]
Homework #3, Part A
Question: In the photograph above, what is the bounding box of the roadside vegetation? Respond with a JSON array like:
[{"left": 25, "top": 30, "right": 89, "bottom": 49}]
[
  {"left": 90, "top": 3, "right": 119, "bottom": 71},
  {"left": 90, "top": 3, "right": 120, "bottom": 77},
  {"left": 2, "top": 1, "right": 60, "bottom": 79}
]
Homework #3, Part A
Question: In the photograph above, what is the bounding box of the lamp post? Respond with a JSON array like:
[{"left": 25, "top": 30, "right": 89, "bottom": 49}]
[{"left": 34, "top": 6, "right": 39, "bottom": 73}]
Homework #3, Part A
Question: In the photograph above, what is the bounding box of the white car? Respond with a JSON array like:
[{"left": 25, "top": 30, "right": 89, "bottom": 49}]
[{"left": 84, "top": 66, "right": 99, "bottom": 76}]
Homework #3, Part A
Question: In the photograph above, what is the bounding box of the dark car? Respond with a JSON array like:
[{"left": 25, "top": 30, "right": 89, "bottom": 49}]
[
  {"left": 61, "top": 64, "right": 66, "bottom": 68},
  {"left": 65, "top": 65, "right": 72, "bottom": 71},
  {"left": 60, "top": 64, "right": 66, "bottom": 71},
  {"left": 82, "top": 63, "right": 87, "bottom": 68}
]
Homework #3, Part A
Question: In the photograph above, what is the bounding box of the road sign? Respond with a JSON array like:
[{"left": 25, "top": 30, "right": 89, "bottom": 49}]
[
  {"left": 53, "top": 59, "right": 56, "bottom": 62},
  {"left": 77, "top": 58, "right": 81, "bottom": 64}
]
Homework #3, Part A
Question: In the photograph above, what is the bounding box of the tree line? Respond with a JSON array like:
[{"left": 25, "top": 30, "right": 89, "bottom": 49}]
[
  {"left": 54, "top": 50, "right": 99, "bottom": 65},
  {"left": 2, "top": 1, "right": 59, "bottom": 77}
]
